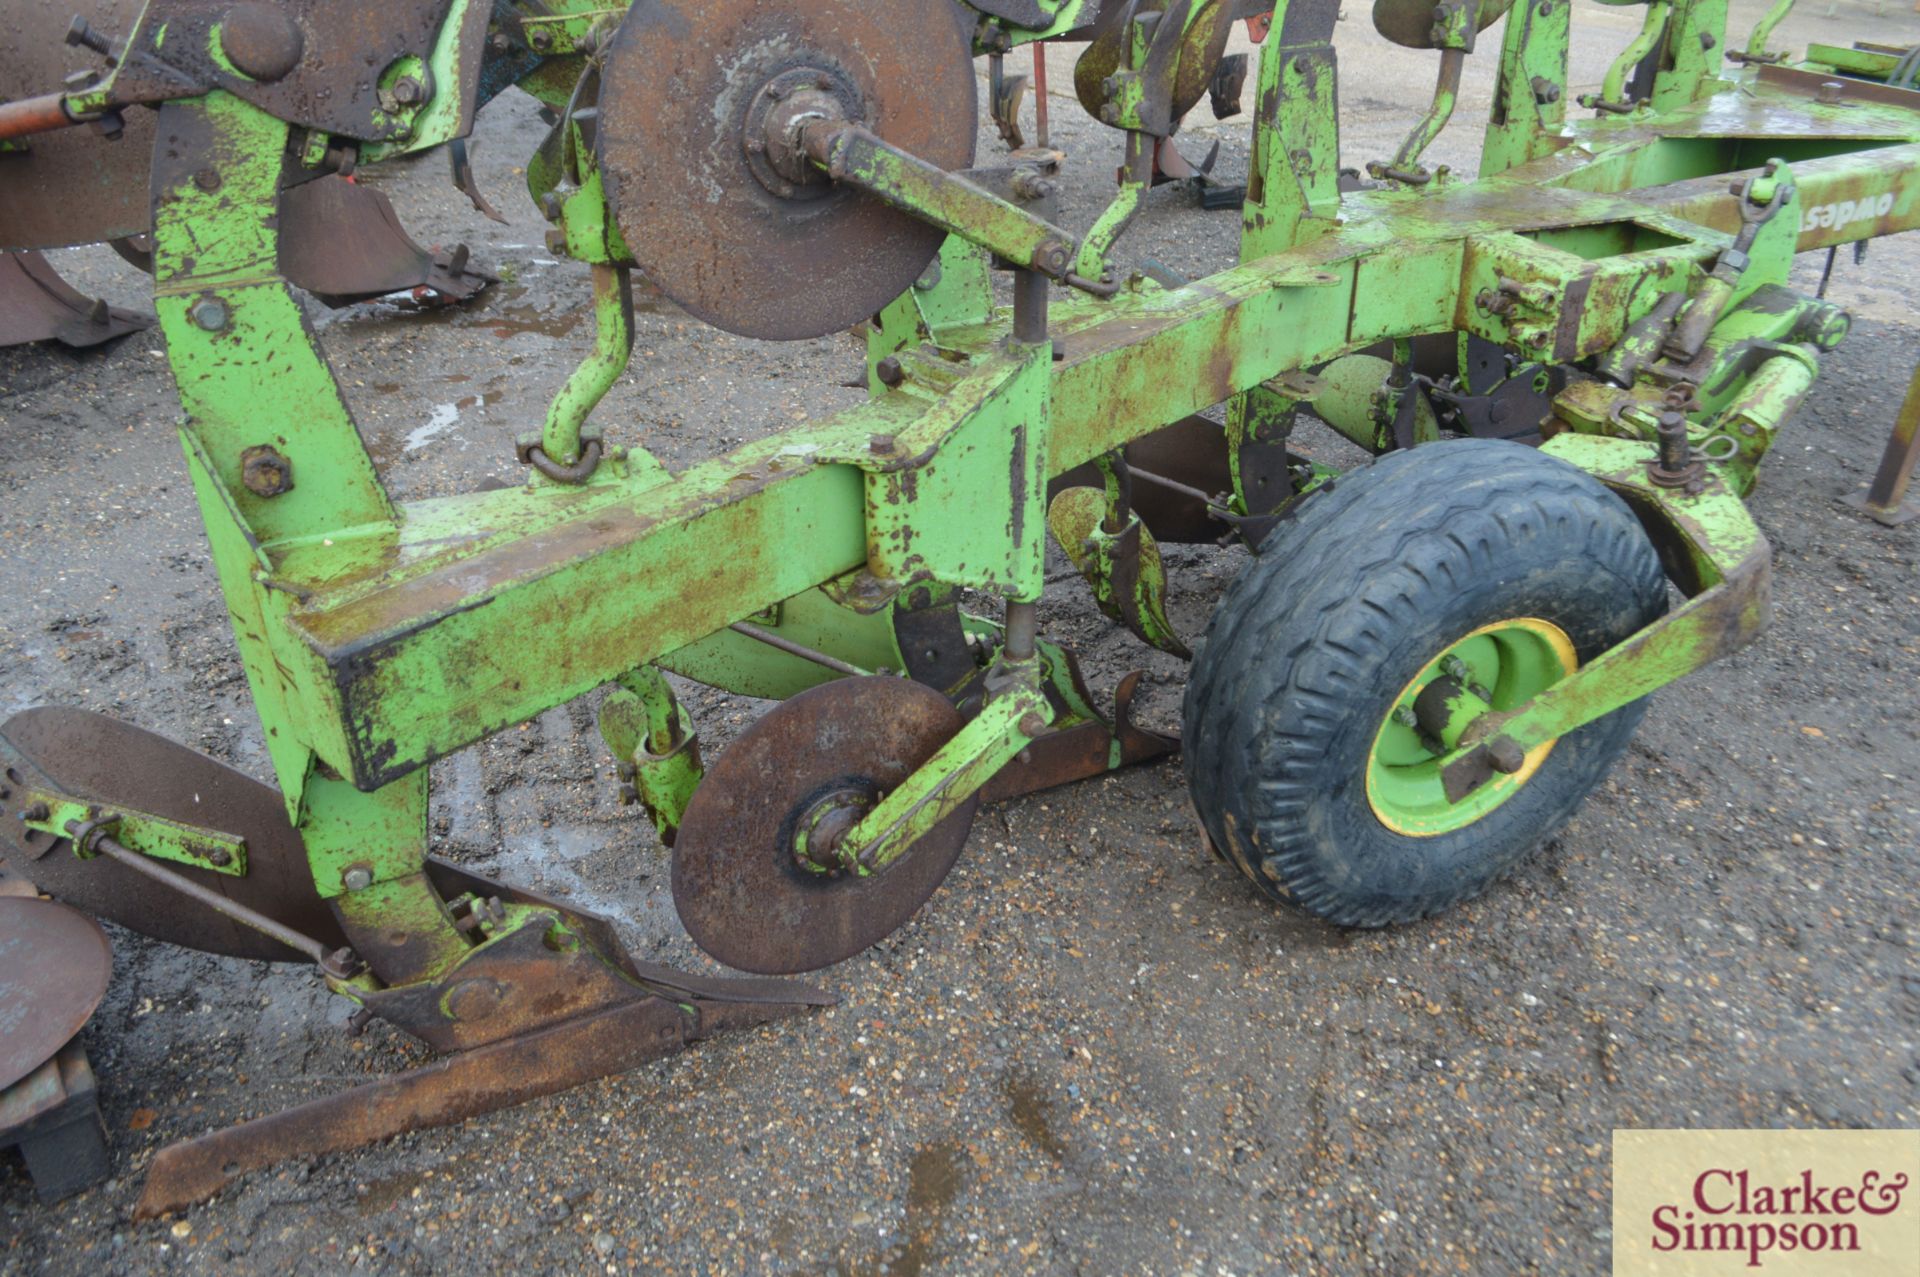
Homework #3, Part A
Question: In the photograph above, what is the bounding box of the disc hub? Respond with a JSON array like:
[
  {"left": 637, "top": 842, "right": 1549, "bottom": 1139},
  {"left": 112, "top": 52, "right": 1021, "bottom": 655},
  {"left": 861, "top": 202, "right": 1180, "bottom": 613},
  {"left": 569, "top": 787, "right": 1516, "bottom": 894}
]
[
  {"left": 791, "top": 783, "right": 875, "bottom": 875},
  {"left": 744, "top": 68, "right": 853, "bottom": 200}
]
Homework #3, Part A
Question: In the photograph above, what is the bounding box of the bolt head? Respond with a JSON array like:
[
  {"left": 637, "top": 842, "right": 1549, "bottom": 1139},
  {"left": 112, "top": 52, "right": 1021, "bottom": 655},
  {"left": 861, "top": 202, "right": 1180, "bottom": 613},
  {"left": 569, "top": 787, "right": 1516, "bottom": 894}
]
[
  {"left": 342, "top": 867, "right": 374, "bottom": 892},
  {"left": 190, "top": 298, "right": 231, "bottom": 333},
  {"left": 241, "top": 445, "right": 294, "bottom": 497},
  {"left": 1486, "top": 738, "right": 1527, "bottom": 775}
]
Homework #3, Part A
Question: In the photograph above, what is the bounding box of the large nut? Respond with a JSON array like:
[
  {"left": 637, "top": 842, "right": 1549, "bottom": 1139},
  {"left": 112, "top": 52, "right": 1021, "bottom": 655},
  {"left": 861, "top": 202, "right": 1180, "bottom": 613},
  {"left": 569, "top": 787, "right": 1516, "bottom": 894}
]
[{"left": 240, "top": 445, "right": 295, "bottom": 498}]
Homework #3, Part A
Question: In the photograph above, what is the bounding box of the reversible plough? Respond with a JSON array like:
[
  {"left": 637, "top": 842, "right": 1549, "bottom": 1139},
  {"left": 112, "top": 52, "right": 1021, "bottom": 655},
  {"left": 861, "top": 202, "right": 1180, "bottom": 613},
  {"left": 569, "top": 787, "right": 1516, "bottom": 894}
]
[{"left": 2, "top": 0, "right": 1917, "bottom": 1216}]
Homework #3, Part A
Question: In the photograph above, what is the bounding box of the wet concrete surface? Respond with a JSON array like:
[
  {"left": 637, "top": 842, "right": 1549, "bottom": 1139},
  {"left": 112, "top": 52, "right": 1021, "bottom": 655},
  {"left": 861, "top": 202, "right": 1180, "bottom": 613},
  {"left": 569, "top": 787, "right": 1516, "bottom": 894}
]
[{"left": 2, "top": 3, "right": 1918, "bottom": 1273}]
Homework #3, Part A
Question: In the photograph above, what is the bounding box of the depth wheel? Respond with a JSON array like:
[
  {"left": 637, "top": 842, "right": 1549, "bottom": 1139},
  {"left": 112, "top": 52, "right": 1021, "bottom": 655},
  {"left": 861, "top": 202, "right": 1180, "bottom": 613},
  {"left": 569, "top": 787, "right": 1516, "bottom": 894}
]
[{"left": 1183, "top": 439, "right": 1669, "bottom": 927}]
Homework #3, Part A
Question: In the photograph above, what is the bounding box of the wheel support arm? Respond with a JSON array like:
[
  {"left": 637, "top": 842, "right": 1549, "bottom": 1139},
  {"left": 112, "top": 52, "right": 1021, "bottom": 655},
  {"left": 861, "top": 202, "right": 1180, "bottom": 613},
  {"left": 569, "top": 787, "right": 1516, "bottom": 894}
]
[{"left": 1438, "top": 435, "right": 1771, "bottom": 802}]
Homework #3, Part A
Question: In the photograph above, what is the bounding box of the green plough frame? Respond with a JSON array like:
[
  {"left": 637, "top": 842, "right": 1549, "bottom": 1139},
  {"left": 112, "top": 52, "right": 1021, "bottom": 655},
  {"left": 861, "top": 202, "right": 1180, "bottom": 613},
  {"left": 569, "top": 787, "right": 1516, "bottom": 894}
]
[{"left": 21, "top": 0, "right": 1920, "bottom": 1009}]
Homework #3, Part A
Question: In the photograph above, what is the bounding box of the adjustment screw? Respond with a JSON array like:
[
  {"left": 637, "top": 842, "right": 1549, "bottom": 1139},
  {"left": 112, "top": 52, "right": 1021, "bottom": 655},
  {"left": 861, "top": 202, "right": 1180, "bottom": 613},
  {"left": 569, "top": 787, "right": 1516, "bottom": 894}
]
[
  {"left": 1393, "top": 707, "right": 1419, "bottom": 728},
  {"left": 21, "top": 802, "right": 50, "bottom": 823},
  {"left": 66, "top": 17, "right": 112, "bottom": 54}
]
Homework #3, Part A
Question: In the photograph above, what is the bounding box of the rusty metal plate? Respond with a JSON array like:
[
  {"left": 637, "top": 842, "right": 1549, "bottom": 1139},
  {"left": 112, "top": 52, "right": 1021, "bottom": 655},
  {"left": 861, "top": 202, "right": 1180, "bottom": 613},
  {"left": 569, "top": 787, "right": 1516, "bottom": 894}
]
[
  {"left": 672, "top": 678, "right": 977, "bottom": 974},
  {"left": 108, "top": 0, "right": 469, "bottom": 143},
  {"left": 279, "top": 177, "right": 495, "bottom": 307},
  {"left": 0, "top": 0, "right": 154, "bottom": 250},
  {"left": 0, "top": 250, "right": 150, "bottom": 348},
  {"left": 136, "top": 987, "right": 822, "bottom": 1219},
  {"left": 1370, "top": 0, "right": 1514, "bottom": 50},
  {"left": 0, "top": 898, "right": 111, "bottom": 1092},
  {"left": 0, "top": 708, "right": 348, "bottom": 964},
  {"left": 597, "top": 0, "right": 978, "bottom": 341}
]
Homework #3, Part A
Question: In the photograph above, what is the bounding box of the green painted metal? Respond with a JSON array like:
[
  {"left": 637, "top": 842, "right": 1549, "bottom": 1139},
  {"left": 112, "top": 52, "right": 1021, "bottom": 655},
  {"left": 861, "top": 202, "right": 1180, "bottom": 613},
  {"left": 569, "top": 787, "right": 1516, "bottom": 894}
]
[
  {"left": 1742, "top": 0, "right": 1796, "bottom": 65},
  {"left": 1480, "top": 0, "right": 1570, "bottom": 177},
  {"left": 1586, "top": 0, "right": 1674, "bottom": 113},
  {"left": 1047, "top": 487, "right": 1190, "bottom": 658},
  {"left": 1367, "top": 618, "right": 1577, "bottom": 836},
  {"left": 1800, "top": 44, "right": 1904, "bottom": 82},
  {"left": 1439, "top": 434, "right": 1772, "bottom": 794},
  {"left": 816, "top": 128, "right": 1080, "bottom": 280},
  {"left": 534, "top": 263, "right": 636, "bottom": 472},
  {"left": 599, "top": 667, "right": 702, "bottom": 847},
  {"left": 843, "top": 680, "right": 1051, "bottom": 874},
  {"left": 20, "top": 793, "right": 248, "bottom": 878},
  {"left": 18, "top": 0, "right": 1920, "bottom": 1017}
]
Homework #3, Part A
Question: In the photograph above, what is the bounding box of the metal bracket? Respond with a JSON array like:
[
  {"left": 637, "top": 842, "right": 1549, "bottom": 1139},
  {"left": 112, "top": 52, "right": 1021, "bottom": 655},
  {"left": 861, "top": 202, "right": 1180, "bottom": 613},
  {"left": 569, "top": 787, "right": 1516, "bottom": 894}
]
[
  {"left": 1438, "top": 434, "right": 1772, "bottom": 802},
  {"left": 2, "top": 736, "right": 249, "bottom": 877}
]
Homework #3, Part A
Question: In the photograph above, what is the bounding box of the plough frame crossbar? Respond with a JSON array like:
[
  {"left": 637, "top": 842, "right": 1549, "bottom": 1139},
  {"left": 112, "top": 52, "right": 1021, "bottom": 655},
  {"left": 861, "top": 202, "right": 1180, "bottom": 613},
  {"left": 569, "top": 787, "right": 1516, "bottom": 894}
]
[{"left": 181, "top": 120, "right": 1920, "bottom": 797}]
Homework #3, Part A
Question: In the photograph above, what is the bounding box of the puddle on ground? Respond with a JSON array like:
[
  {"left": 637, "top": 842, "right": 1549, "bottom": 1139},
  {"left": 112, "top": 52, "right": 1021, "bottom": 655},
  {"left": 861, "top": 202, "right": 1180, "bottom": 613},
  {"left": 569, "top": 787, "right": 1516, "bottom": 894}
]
[
  {"left": 479, "top": 823, "right": 662, "bottom": 928},
  {"left": 355, "top": 1166, "right": 431, "bottom": 1216},
  {"left": 1002, "top": 1072, "right": 1067, "bottom": 1161},
  {"left": 403, "top": 392, "right": 503, "bottom": 452},
  {"left": 888, "top": 1141, "right": 965, "bottom": 1277}
]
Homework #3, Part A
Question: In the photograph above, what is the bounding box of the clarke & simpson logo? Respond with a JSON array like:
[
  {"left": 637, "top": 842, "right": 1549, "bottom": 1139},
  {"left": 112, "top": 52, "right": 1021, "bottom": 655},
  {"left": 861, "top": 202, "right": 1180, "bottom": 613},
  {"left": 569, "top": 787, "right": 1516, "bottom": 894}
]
[
  {"left": 1649, "top": 1167, "right": 1908, "bottom": 1268},
  {"left": 1613, "top": 1130, "right": 1920, "bottom": 1276}
]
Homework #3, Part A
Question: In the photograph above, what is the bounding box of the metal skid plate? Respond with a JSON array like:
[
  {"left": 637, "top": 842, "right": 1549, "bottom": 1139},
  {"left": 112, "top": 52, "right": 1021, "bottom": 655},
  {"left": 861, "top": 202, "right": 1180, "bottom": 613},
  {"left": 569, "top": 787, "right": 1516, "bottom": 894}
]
[
  {"left": 672, "top": 678, "right": 977, "bottom": 975},
  {"left": 0, "top": 250, "right": 150, "bottom": 348},
  {"left": 280, "top": 177, "right": 495, "bottom": 307},
  {"left": 0, "top": 897, "right": 111, "bottom": 1092},
  {"left": 597, "top": 0, "right": 978, "bottom": 340}
]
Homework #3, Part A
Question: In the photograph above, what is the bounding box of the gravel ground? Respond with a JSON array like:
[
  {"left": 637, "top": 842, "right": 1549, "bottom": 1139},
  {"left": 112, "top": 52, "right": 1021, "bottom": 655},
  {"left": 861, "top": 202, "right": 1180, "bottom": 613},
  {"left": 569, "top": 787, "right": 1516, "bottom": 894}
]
[{"left": 2, "top": 3, "right": 1918, "bottom": 1274}]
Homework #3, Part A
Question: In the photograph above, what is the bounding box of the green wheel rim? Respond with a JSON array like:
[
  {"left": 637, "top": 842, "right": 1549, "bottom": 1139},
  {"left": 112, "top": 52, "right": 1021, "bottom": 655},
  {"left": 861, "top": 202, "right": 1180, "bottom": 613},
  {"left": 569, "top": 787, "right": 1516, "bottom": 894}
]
[{"left": 1366, "top": 618, "right": 1578, "bottom": 837}]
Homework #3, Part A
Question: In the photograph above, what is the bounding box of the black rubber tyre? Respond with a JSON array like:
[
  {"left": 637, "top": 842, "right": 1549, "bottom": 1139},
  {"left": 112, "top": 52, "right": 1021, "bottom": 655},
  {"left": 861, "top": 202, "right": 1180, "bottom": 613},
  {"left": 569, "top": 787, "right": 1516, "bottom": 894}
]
[{"left": 1183, "top": 439, "right": 1669, "bottom": 927}]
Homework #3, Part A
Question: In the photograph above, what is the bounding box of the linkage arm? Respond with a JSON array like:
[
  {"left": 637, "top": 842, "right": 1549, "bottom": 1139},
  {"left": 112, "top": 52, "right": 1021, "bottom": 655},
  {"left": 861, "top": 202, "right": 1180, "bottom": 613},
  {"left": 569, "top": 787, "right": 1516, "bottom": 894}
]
[{"left": 803, "top": 120, "right": 1082, "bottom": 282}]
